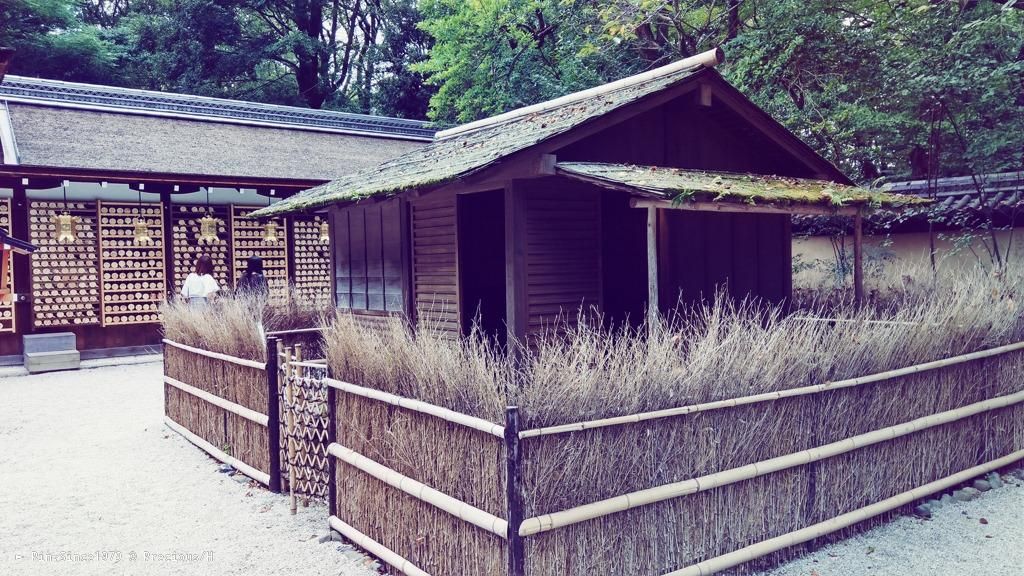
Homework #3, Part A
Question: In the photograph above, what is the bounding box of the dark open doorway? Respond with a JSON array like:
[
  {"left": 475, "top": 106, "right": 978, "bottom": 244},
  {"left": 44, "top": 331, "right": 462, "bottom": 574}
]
[{"left": 458, "top": 190, "right": 507, "bottom": 344}]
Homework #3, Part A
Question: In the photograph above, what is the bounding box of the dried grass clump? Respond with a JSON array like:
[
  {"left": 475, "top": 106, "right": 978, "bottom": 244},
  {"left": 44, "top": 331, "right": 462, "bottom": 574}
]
[
  {"left": 522, "top": 262, "right": 1023, "bottom": 427},
  {"left": 161, "top": 289, "right": 331, "bottom": 361},
  {"left": 324, "top": 313, "right": 514, "bottom": 422}
]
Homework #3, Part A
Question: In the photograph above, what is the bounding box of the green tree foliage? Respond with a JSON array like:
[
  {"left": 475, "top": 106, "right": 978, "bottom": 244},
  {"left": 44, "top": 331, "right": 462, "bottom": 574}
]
[
  {"left": 415, "top": 0, "right": 636, "bottom": 123},
  {"left": 417, "top": 0, "right": 1023, "bottom": 180},
  {"left": 3, "top": 0, "right": 435, "bottom": 114},
  {"left": 1, "top": 0, "right": 116, "bottom": 82},
  {"left": 2, "top": 0, "right": 1021, "bottom": 178}
]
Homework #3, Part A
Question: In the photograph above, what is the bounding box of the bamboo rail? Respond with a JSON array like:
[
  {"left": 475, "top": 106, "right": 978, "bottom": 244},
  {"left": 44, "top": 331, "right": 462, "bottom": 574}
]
[
  {"left": 328, "top": 516, "right": 430, "bottom": 576},
  {"left": 165, "top": 416, "right": 272, "bottom": 485},
  {"left": 518, "top": 387, "right": 1024, "bottom": 536},
  {"left": 290, "top": 360, "right": 327, "bottom": 369},
  {"left": 324, "top": 377, "right": 505, "bottom": 438},
  {"left": 666, "top": 448, "right": 1024, "bottom": 576},
  {"left": 267, "top": 327, "right": 325, "bottom": 337},
  {"left": 518, "top": 341, "right": 1024, "bottom": 439},
  {"left": 162, "top": 338, "right": 267, "bottom": 370},
  {"left": 328, "top": 442, "right": 508, "bottom": 538},
  {"left": 789, "top": 316, "right": 923, "bottom": 327},
  {"left": 164, "top": 375, "right": 269, "bottom": 426}
]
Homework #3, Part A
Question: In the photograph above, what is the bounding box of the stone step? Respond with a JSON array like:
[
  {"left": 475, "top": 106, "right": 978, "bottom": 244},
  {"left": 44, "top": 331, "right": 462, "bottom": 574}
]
[
  {"left": 25, "top": 350, "right": 81, "bottom": 374},
  {"left": 23, "top": 332, "right": 78, "bottom": 354}
]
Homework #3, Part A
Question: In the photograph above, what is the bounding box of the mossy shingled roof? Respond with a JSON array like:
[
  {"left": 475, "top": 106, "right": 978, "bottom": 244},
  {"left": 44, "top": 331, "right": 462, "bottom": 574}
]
[
  {"left": 250, "top": 64, "right": 712, "bottom": 218},
  {"left": 555, "top": 163, "right": 931, "bottom": 210}
]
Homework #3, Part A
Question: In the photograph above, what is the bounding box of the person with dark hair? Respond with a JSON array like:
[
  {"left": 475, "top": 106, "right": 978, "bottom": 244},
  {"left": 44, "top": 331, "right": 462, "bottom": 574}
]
[
  {"left": 236, "top": 255, "right": 269, "bottom": 300},
  {"left": 180, "top": 254, "right": 219, "bottom": 306}
]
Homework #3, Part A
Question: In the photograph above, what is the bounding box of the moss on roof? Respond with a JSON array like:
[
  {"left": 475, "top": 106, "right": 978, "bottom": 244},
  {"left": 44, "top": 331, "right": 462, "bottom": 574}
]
[
  {"left": 555, "top": 163, "right": 931, "bottom": 210},
  {"left": 250, "top": 64, "right": 712, "bottom": 218}
]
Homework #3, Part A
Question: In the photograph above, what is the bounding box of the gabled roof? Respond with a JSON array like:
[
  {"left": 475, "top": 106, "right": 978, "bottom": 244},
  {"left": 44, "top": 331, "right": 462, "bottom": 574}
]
[
  {"left": 0, "top": 75, "right": 433, "bottom": 181},
  {"left": 0, "top": 75, "right": 434, "bottom": 140},
  {"left": 251, "top": 50, "right": 727, "bottom": 218},
  {"left": 556, "top": 163, "right": 929, "bottom": 212}
]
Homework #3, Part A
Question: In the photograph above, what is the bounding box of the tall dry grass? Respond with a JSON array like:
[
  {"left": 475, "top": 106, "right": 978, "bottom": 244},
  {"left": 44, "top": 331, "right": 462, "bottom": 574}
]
[
  {"left": 323, "top": 262, "right": 1023, "bottom": 428},
  {"left": 161, "top": 288, "right": 330, "bottom": 361}
]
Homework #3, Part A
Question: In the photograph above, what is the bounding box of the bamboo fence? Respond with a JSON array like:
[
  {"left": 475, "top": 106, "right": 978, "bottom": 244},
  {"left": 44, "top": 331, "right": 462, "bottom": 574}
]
[
  {"left": 318, "top": 341, "right": 1024, "bottom": 576},
  {"left": 163, "top": 337, "right": 281, "bottom": 491},
  {"left": 279, "top": 342, "right": 332, "bottom": 509}
]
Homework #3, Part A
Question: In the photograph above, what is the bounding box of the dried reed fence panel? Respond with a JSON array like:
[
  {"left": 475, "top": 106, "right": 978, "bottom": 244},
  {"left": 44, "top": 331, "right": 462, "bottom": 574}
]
[
  {"left": 516, "top": 351, "right": 1024, "bottom": 576},
  {"left": 335, "top": 392, "right": 507, "bottom": 517},
  {"left": 334, "top": 461, "right": 507, "bottom": 576},
  {"left": 330, "top": 388, "right": 509, "bottom": 576},
  {"left": 163, "top": 343, "right": 273, "bottom": 479}
]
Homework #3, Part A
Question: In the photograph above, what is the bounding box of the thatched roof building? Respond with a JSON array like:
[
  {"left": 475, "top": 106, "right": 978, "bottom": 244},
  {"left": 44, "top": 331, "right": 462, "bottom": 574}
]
[
  {"left": 0, "top": 74, "right": 432, "bottom": 183},
  {"left": 259, "top": 48, "right": 924, "bottom": 344},
  {"left": 0, "top": 72, "right": 433, "bottom": 361}
]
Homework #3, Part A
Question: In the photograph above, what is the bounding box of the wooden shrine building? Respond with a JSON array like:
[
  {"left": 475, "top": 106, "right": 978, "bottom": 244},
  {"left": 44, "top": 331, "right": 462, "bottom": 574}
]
[
  {"left": 0, "top": 70, "right": 433, "bottom": 362},
  {"left": 256, "top": 48, "right": 925, "bottom": 345}
]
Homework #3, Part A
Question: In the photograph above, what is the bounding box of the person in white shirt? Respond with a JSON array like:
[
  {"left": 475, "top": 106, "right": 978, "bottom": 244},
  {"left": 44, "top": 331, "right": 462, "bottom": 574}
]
[{"left": 181, "top": 254, "right": 220, "bottom": 306}]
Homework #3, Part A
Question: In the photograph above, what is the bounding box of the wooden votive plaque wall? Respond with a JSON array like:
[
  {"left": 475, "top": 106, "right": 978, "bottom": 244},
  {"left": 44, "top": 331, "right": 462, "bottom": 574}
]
[
  {"left": 232, "top": 206, "right": 289, "bottom": 302},
  {"left": 172, "top": 205, "right": 232, "bottom": 294},
  {"left": 98, "top": 201, "right": 166, "bottom": 326},
  {"left": 28, "top": 201, "right": 101, "bottom": 327},
  {"left": 292, "top": 216, "right": 331, "bottom": 304}
]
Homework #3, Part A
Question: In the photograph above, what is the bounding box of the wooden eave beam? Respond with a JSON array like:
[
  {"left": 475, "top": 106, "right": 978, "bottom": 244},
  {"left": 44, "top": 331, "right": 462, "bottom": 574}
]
[
  {"left": 630, "top": 197, "right": 859, "bottom": 217},
  {"left": 0, "top": 164, "right": 323, "bottom": 192}
]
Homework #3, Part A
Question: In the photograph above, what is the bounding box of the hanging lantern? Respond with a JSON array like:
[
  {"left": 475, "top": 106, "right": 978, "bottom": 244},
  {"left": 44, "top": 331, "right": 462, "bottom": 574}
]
[
  {"left": 133, "top": 218, "right": 153, "bottom": 244},
  {"left": 262, "top": 220, "right": 279, "bottom": 243},
  {"left": 54, "top": 212, "right": 79, "bottom": 243},
  {"left": 198, "top": 214, "right": 220, "bottom": 243},
  {"left": 318, "top": 220, "right": 330, "bottom": 243}
]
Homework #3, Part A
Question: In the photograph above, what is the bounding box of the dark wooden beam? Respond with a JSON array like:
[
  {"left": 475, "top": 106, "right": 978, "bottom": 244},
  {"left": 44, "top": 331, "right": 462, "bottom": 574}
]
[
  {"left": 631, "top": 198, "right": 859, "bottom": 217},
  {"left": 160, "top": 191, "right": 174, "bottom": 298},
  {"left": 11, "top": 183, "right": 31, "bottom": 338},
  {"left": 0, "top": 164, "right": 322, "bottom": 192},
  {"left": 853, "top": 208, "right": 864, "bottom": 306},
  {"left": 504, "top": 181, "right": 527, "bottom": 348},
  {"left": 646, "top": 207, "right": 659, "bottom": 327}
]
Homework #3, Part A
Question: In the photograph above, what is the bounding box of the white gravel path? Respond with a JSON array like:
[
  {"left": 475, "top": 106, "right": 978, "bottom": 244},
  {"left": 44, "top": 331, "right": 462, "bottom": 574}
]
[
  {"left": 759, "top": 475, "right": 1024, "bottom": 576},
  {"left": 0, "top": 362, "right": 380, "bottom": 576}
]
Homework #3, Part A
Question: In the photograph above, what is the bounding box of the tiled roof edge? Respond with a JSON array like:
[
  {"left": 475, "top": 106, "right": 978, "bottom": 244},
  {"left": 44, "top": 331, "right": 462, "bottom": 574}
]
[{"left": 0, "top": 75, "right": 436, "bottom": 140}]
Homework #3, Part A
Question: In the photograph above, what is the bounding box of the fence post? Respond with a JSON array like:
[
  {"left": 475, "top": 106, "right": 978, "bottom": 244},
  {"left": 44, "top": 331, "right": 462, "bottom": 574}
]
[
  {"left": 266, "top": 335, "right": 282, "bottom": 493},
  {"left": 326, "top": 366, "right": 338, "bottom": 523},
  {"left": 505, "top": 406, "right": 525, "bottom": 576}
]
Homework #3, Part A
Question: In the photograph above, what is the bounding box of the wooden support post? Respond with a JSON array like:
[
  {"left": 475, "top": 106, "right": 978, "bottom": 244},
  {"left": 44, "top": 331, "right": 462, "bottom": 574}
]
[
  {"left": 285, "top": 217, "right": 296, "bottom": 305},
  {"left": 853, "top": 209, "right": 864, "bottom": 307},
  {"left": 265, "top": 336, "right": 282, "bottom": 493},
  {"left": 504, "top": 406, "right": 525, "bottom": 576},
  {"left": 646, "top": 207, "right": 659, "bottom": 327},
  {"left": 326, "top": 366, "right": 338, "bottom": 523},
  {"left": 11, "top": 183, "right": 30, "bottom": 336},
  {"left": 505, "top": 183, "right": 527, "bottom": 349},
  {"left": 160, "top": 191, "right": 173, "bottom": 298}
]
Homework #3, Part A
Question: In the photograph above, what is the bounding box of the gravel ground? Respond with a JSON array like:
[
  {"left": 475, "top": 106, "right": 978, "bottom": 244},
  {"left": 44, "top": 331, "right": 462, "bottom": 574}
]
[
  {"left": 0, "top": 362, "right": 379, "bottom": 576},
  {"left": 759, "top": 475, "right": 1024, "bottom": 576}
]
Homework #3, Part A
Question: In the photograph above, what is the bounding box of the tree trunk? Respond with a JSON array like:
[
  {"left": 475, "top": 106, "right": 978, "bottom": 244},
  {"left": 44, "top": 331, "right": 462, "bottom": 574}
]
[{"left": 727, "top": 0, "right": 742, "bottom": 40}]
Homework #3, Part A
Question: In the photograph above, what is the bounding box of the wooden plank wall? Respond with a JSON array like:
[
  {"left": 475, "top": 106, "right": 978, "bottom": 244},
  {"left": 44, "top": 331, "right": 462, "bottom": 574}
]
[
  {"left": 410, "top": 191, "right": 460, "bottom": 335},
  {"left": 521, "top": 180, "right": 602, "bottom": 337},
  {"left": 659, "top": 210, "right": 791, "bottom": 308}
]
